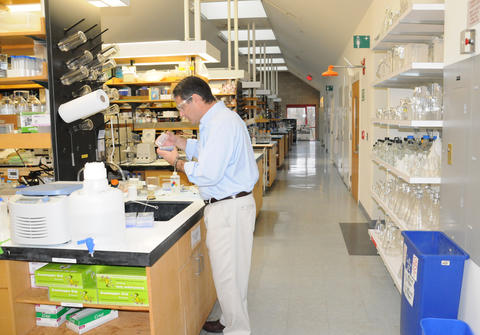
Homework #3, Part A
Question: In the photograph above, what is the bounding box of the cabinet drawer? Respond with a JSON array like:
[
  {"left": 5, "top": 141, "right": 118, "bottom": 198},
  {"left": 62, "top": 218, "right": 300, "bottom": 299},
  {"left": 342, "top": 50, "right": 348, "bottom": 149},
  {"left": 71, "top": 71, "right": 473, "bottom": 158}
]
[{"left": 0, "top": 261, "right": 8, "bottom": 288}]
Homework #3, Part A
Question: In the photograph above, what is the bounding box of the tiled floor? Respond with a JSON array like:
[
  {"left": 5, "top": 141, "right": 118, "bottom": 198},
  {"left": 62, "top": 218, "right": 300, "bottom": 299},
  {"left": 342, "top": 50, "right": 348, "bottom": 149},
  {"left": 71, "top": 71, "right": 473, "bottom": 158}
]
[{"left": 201, "top": 141, "right": 400, "bottom": 334}]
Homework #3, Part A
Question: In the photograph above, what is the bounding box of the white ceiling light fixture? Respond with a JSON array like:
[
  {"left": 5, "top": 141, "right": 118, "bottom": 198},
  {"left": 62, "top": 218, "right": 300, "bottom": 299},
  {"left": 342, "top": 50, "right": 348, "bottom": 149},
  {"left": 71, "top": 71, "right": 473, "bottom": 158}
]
[
  {"left": 239, "top": 46, "right": 282, "bottom": 55},
  {"left": 220, "top": 29, "right": 275, "bottom": 41},
  {"left": 201, "top": 1, "right": 266, "bottom": 19},
  {"left": 256, "top": 65, "right": 288, "bottom": 71},
  {"left": 88, "top": 0, "right": 129, "bottom": 7},
  {"left": 251, "top": 58, "right": 285, "bottom": 64},
  {"left": 6, "top": 4, "right": 41, "bottom": 12},
  {"left": 108, "top": 40, "right": 221, "bottom": 64}
]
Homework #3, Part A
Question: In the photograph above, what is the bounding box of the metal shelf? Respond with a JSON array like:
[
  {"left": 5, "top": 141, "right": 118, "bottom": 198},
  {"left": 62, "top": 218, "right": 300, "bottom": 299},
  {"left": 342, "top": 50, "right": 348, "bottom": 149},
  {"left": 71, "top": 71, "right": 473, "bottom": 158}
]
[
  {"left": 373, "top": 63, "right": 444, "bottom": 88},
  {"left": 372, "top": 156, "right": 441, "bottom": 184},
  {"left": 368, "top": 229, "right": 403, "bottom": 293},
  {"left": 372, "top": 3, "right": 445, "bottom": 50},
  {"left": 372, "top": 119, "right": 443, "bottom": 128}
]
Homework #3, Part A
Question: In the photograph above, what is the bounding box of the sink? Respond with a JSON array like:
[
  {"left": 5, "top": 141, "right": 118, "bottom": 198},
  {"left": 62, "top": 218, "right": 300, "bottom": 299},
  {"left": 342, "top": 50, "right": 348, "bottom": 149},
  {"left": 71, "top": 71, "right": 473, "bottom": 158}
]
[{"left": 124, "top": 201, "right": 193, "bottom": 221}]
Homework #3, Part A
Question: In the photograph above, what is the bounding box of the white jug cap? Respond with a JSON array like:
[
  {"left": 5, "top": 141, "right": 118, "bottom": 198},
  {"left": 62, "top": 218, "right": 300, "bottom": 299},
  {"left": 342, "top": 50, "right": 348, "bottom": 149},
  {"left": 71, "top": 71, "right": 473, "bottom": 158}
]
[{"left": 84, "top": 162, "right": 107, "bottom": 180}]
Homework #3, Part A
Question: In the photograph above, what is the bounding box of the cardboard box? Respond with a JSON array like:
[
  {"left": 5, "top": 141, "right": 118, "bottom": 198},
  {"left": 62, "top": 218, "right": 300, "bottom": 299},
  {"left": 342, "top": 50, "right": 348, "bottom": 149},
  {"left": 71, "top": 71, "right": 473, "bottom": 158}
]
[
  {"left": 35, "top": 263, "right": 96, "bottom": 288},
  {"left": 96, "top": 266, "right": 147, "bottom": 290},
  {"left": 66, "top": 309, "right": 118, "bottom": 334},
  {"left": 29, "top": 262, "right": 48, "bottom": 274},
  {"left": 98, "top": 288, "right": 149, "bottom": 306},
  {"left": 48, "top": 284, "right": 98, "bottom": 304},
  {"left": 35, "top": 304, "right": 64, "bottom": 314},
  {"left": 35, "top": 307, "right": 79, "bottom": 327}
]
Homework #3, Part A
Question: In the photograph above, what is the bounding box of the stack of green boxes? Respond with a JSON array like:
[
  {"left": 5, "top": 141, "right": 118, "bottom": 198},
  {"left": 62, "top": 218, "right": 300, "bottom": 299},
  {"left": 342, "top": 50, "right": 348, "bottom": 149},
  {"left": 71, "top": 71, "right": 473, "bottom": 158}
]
[
  {"left": 34, "top": 263, "right": 149, "bottom": 307},
  {"left": 34, "top": 263, "right": 98, "bottom": 304},
  {"left": 96, "top": 265, "right": 149, "bottom": 306}
]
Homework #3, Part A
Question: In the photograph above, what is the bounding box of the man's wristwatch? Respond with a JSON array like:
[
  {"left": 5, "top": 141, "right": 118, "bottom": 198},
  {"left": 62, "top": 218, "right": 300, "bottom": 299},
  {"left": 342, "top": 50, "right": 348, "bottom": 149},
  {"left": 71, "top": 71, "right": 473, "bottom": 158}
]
[{"left": 173, "top": 156, "right": 180, "bottom": 171}]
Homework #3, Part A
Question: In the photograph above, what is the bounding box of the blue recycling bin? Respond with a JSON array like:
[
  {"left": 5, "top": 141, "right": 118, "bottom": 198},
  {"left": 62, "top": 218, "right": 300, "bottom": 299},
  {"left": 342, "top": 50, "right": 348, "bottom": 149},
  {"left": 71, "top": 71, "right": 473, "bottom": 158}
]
[
  {"left": 401, "top": 231, "right": 469, "bottom": 335},
  {"left": 421, "top": 318, "right": 473, "bottom": 335}
]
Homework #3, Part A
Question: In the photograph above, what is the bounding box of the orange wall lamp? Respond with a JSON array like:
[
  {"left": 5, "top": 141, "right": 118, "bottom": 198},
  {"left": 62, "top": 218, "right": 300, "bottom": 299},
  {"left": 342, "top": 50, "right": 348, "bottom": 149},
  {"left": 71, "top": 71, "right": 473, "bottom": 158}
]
[{"left": 322, "top": 58, "right": 366, "bottom": 77}]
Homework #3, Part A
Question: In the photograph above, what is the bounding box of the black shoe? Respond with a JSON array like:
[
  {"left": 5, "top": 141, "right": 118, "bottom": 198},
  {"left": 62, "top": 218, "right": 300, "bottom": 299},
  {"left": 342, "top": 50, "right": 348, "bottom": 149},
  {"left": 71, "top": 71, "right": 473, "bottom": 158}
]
[{"left": 202, "top": 320, "right": 225, "bottom": 333}]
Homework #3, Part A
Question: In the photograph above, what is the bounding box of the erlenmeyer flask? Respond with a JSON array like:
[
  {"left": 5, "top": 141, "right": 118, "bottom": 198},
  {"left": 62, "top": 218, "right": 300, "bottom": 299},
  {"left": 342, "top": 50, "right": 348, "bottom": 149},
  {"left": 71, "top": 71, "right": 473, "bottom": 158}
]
[{"left": 58, "top": 31, "right": 87, "bottom": 52}]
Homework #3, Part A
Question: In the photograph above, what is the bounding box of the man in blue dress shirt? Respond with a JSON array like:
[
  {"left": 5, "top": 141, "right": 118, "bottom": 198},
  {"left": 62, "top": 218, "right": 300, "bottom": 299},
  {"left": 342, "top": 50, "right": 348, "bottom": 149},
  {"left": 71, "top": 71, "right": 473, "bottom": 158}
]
[{"left": 157, "top": 76, "right": 259, "bottom": 335}]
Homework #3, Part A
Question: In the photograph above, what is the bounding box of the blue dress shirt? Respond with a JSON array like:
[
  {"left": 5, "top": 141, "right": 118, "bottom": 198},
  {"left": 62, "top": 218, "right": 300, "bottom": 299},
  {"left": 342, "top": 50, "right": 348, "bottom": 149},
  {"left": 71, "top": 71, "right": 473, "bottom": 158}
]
[{"left": 183, "top": 101, "right": 259, "bottom": 200}]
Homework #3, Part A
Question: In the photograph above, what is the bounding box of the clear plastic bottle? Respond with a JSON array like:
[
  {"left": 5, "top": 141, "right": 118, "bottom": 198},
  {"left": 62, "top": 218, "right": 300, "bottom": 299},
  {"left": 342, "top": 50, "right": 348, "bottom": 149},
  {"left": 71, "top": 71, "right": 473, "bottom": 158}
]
[{"left": 170, "top": 171, "right": 181, "bottom": 192}]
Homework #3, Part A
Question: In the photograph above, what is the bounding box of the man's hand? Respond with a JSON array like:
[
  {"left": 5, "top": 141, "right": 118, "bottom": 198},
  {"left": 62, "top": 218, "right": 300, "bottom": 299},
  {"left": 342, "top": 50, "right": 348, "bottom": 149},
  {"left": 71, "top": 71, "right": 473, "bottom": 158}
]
[{"left": 157, "top": 147, "right": 178, "bottom": 166}]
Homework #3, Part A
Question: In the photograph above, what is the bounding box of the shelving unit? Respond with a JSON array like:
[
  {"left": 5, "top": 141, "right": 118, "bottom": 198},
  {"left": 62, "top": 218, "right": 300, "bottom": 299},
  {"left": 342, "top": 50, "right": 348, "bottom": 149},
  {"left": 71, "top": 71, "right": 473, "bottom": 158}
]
[
  {"left": 372, "top": 3, "right": 445, "bottom": 51},
  {"left": 0, "top": 76, "right": 48, "bottom": 86},
  {"left": 370, "top": 3, "right": 445, "bottom": 290},
  {"left": 373, "top": 62, "right": 444, "bottom": 88},
  {"left": 368, "top": 229, "right": 402, "bottom": 293},
  {"left": 17, "top": 288, "right": 149, "bottom": 312},
  {"left": 372, "top": 156, "right": 441, "bottom": 184},
  {"left": 371, "top": 192, "right": 408, "bottom": 231},
  {"left": 371, "top": 119, "right": 443, "bottom": 128}
]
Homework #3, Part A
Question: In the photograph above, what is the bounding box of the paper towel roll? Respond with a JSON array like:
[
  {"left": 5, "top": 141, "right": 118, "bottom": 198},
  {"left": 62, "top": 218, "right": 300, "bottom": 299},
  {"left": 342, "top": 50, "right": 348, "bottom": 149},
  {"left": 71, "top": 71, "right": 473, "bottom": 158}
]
[{"left": 58, "top": 89, "right": 109, "bottom": 123}]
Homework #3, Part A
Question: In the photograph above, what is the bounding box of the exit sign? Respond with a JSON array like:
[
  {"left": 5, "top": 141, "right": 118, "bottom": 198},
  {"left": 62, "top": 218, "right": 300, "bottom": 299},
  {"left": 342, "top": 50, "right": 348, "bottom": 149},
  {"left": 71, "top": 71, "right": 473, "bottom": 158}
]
[
  {"left": 326, "top": 85, "right": 333, "bottom": 91},
  {"left": 354, "top": 35, "right": 370, "bottom": 49}
]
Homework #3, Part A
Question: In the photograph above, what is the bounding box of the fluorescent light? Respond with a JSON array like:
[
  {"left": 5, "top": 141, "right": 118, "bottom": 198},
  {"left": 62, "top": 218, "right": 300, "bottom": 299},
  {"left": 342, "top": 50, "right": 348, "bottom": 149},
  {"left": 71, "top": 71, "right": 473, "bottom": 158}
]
[
  {"left": 257, "top": 66, "right": 288, "bottom": 71},
  {"left": 220, "top": 29, "right": 275, "bottom": 41},
  {"left": 102, "top": 0, "right": 129, "bottom": 6},
  {"left": 7, "top": 4, "right": 41, "bottom": 12},
  {"left": 88, "top": 0, "right": 129, "bottom": 7},
  {"left": 401, "top": 72, "right": 421, "bottom": 77},
  {"left": 201, "top": 1, "right": 266, "bottom": 19},
  {"left": 239, "top": 46, "right": 282, "bottom": 55},
  {"left": 251, "top": 58, "right": 285, "bottom": 64},
  {"left": 89, "top": 1, "right": 108, "bottom": 7}
]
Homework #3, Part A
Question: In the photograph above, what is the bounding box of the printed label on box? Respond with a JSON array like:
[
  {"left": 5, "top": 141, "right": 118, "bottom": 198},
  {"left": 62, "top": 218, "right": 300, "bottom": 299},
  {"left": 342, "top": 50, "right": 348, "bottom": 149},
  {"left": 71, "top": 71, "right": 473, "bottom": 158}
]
[
  {"left": 412, "top": 254, "right": 418, "bottom": 282},
  {"left": 403, "top": 268, "right": 415, "bottom": 307}
]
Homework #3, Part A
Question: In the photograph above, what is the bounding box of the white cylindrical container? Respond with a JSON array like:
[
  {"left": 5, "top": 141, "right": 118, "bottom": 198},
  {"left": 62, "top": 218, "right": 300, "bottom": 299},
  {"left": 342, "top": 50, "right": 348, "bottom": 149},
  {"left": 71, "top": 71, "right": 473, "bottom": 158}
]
[
  {"left": 0, "top": 198, "right": 10, "bottom": 242},
  {"left": 68, "top": 162, "right": 126, "bottom": 249}
]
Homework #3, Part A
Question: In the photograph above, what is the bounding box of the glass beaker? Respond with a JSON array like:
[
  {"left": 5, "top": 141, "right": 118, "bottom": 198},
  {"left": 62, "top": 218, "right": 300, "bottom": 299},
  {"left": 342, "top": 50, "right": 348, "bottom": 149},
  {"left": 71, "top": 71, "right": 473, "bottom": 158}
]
[
  {"left": 60, "top": 66, "right": 89, "bottom": 85},
  {"left": 97, "top": 45, "right": 119, "bottom": 62},
  {"left": 72, "top": 84, "right": 92, "bottom": 98},
  {"left": 66, "top": 50, "right": 94, "bottom": 70},
  {"left": 58, "top": 31, "right": 87, "bottom": 52}
]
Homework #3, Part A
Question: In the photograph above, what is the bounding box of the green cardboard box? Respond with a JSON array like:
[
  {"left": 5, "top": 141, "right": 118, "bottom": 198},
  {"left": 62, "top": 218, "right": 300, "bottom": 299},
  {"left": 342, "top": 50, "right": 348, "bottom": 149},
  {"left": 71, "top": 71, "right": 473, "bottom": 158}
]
[
  {"left": 48, "top": 284, "right": 98, "bottom": 304},
  {"left": 96, "top": 266, "right": 147, "bottom": 290},
  {"left": 35, "top": 263, "right": 96, "bottom": 288},
  {"left": 66, "top": 309, "right": 118, "bottom": 334},
  {"left": 98, "top": 288, "right": 149, "bottom": 306}
]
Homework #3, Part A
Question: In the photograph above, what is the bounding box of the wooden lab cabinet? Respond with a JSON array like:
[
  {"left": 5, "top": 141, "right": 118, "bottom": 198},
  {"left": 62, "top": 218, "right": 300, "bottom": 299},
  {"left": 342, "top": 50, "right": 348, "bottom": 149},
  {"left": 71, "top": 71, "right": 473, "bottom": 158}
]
[
  {"left": 253, "top": 158, "right": 264, "bottom": 218},
  {"left": 0, "top": 219, "right": 216, "bottom": 335}
]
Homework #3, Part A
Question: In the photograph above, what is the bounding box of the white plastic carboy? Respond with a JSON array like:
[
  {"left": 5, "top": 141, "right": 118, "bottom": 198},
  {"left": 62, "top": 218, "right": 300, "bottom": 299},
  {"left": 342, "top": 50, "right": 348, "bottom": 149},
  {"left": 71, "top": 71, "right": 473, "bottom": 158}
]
[{"left": 68, "top": 162, "right": 125, "bottom": 250}]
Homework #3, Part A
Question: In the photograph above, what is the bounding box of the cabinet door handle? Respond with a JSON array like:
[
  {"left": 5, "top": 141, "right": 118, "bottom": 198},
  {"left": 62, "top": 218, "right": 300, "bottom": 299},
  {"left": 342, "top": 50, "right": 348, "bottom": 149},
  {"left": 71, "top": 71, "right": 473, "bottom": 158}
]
[{"left": 194, "top": 253, "right": 205, "bottom": 276}]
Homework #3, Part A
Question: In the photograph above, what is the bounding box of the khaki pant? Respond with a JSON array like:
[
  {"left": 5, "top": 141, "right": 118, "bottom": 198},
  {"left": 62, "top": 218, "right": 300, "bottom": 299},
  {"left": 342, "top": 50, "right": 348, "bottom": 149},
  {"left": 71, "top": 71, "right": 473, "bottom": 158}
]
[{"left": 204, "top": 194, "right": 256, "bottom": 335}]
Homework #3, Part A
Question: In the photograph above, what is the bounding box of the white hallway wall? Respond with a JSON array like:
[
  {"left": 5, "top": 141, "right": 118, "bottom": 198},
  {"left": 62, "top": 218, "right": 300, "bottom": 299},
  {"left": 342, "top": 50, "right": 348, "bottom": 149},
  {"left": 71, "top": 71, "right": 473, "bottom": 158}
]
[{"left": 444, "top": 0, "right": 480, "bottom": 333}]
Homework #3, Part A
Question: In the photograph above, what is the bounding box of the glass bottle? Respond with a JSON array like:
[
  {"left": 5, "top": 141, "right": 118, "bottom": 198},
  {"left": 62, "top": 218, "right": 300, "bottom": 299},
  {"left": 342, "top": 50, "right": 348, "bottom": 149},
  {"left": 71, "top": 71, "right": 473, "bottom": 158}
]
[
  {"left": 60, "top": 66, "right": 89, "bottom": 85},
  {"left": 66, "top": 50, "right": 94, "bottom": 70},
  {"left": 58, "top": 31, "right": 87, "bottom": 52}
]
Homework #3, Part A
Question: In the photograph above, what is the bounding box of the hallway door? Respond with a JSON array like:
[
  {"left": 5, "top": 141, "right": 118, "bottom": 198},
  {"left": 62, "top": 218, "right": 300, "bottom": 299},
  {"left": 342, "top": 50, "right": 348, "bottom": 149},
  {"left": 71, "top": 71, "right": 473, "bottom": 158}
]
[{"left": 351, "top": 81, "right": 360, "bottom": 202}]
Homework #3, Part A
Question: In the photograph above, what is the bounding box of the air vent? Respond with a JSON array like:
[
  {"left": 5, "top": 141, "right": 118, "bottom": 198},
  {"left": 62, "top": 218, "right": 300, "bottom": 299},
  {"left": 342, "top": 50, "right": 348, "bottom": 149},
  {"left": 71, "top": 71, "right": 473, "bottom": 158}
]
[{"left": 14, "top": 216, "right": 48, "bottom": 239}]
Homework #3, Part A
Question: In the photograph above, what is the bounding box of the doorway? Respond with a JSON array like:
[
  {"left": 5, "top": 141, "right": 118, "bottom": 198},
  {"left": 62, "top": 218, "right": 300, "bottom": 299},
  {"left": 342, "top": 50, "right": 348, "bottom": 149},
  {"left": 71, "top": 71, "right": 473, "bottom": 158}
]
[
  {"left": 286, "top": 104, "right": 317, "bottom": 141},
  {"left": 351, "top": 81, "right": 360, "bottom": 202}
]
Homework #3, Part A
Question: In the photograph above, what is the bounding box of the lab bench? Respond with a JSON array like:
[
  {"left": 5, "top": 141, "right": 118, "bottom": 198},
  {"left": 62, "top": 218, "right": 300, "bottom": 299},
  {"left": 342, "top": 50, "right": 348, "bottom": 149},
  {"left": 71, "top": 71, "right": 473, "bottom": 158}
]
[
  {"left": 252, "top": 143, "right": 277, "bottom": 188},
  {"left": 270, "top": 135, "right": 285, "bottom": 168},
  {"left": 0, "top": 197, "right": 216, "bottom": 335}
]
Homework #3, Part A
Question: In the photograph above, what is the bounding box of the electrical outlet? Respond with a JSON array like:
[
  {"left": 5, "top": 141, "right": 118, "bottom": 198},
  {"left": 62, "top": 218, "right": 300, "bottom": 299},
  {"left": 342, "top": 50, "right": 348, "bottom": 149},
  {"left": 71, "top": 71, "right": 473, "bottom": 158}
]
[{"left": 461, "top": 29, "right": 476, "bottom": 54}]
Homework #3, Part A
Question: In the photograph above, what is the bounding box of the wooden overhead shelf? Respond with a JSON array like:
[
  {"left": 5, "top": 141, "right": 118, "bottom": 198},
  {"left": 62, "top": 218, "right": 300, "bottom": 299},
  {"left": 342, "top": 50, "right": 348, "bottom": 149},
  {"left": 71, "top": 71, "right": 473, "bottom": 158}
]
[
  {"left": 134, "top": 122, "right": 198, "bottom": 131},
  {"left": 0, "top": 133, "right": 51, "bottom": 149},
  {"left": 243, "top": 97, "right": 259, "bottom": 101},
  {"left": 0, "top": 75, "right": 47, "bottom": 87},
  {"left": 105, "top": 75, "right": 209, "bottom": 87},
  {"left": 0, "top": 17, "right": 46, "bottom": 48},
  {"left": 111, "top": 99, "right": 174, "bottom": 103}
]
